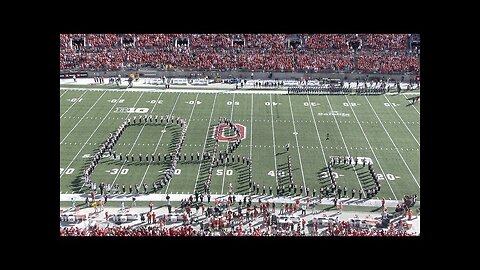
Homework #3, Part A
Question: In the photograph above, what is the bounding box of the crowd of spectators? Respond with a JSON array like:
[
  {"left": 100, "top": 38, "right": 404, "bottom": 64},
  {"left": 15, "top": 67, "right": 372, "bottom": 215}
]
[
  {"left": 356, "top": 51, "right": 419, "bottom": 73},
  {"left": 359, "top": 34, "right": 410, "bottom": 51},
  {"left": 60, "top": 213, "right": 415, "bottom": 237},
  {"left": 61, "top": 195, "right": 418, "bottom": 236},
  {"left": 60, "top": 34, "right": 419, "bottom": 73},
  {"left": 321, "top": 220, "right": 416, "bottom": 236}
]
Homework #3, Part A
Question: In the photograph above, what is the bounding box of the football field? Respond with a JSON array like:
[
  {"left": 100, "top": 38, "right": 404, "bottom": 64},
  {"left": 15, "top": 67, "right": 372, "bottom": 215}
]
[{"left": 60, "top": 87, "right": 420, "bottom": 202}]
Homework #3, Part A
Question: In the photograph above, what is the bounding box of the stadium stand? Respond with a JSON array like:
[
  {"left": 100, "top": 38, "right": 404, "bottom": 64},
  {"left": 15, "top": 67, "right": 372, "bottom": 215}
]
[{"left": 60, "top": 34, "right": 419, "bottom": 74}]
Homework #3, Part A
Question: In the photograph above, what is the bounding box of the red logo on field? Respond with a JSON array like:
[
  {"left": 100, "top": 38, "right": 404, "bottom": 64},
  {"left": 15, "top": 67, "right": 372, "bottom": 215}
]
[{"left": 213, "top": 123, "right": 246, "bottom": 142}]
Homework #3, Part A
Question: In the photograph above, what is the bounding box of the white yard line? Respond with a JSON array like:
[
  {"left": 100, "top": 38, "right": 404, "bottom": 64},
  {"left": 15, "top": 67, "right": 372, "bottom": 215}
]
[
  {"left": 287, "top": 95, "right": 307, "bottom": 193},
  {"left": 221, "top": 93, "right": 236, "bottom": 194},
  {"left": 60, "top": 91, "right": 130, "bottom": 179},
  {"left": 250, "top": 94, "right": 253, "bottom": 159},
  {"left": 133, "top": 93, "right": 167, "bottom": 188},
  {"left": 60, "top": 89, "right": 69, "bottom": 97},
  {"left": 269, "top": 94, "right": 280, "bottom": 189},
  {"left": 343, "top": 96, "right": 399, "bottom": 200},
  {"left": 60, "top": 91, "right": 88, "bottom": 119},
  {"left": 306, "top": 95, "right": 328, "bottom": 164},
  {"left": 325, "top": 96, "right": 368, "bottom": 198},
  {"left": 193, "top": 93, "right": 218, "bottom": 193},
  {"left": 60, "top": 91, "right": 107, "bottom": 144},
  {"left": 383, "top": 95, "right": 420, "bottom": 146},
  {"left": 165, "top": 93, "right": 200, "bottom": 194},
  {"left": 362, "top": 96, "right": 420, "bottom": 188},
  {"left": 402, "top": 94, "right": 421, "bottom": 115}
]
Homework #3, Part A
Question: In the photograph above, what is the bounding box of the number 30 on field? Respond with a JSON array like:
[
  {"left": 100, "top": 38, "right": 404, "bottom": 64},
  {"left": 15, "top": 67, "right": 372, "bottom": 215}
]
[{"left": 109, "top": 168, "right": 129, "bottom": 175}]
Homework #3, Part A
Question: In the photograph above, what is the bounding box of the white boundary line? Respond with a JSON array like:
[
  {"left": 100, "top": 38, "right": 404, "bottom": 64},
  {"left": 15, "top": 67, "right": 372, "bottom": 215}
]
[
  {"left": 60, "top": 91, "right": 130, "bottom": 179},
  {"left": 362, "top": 96, "right": 420, "bottom": 188},
  {"left": 221, "top": 93, "right": 236, "bottom": 194},
  {"left": 325, "top": 96, "right": 368, "bottom": 198},
  {"left": 165, "top": 93, "right": 200, "bottom": 194},
  {"left": 193, "top": 93, "right": 218, "bottom": 193},
  {"left": 287, "top": 95, "right": 307, "bottom": 194},
  {"left": 383, "top": 95, "right": 420, "bottom": 146},
  {"left": 60, "top": 91, "right": 107, "bottom": 144},
  {"left": 402, "top": 94, "right": 421, "bottom": 115},
  {"left": 269, "top": 94, "right": 280, "bottom": 189},
  {"left": 343, "top": 96, "right": 398, "bottom": 200},
  {"left": 60, "top": 91, "right": 88, "bottom": 119}
]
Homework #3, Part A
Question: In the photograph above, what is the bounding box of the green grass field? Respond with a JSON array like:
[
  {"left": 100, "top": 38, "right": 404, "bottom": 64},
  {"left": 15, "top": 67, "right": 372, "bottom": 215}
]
[{"left": 60, "top": 87, "right": 420, "bottom": 201}]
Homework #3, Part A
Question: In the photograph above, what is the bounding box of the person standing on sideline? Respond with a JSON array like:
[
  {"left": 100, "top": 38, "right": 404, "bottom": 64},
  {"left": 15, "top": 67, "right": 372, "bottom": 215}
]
[{"left": 326, "top": 133, "right": 329, "bottom": 140}]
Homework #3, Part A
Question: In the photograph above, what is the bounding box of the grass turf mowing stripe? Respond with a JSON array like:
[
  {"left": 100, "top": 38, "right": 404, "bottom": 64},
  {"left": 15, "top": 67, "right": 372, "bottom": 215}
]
[
  {"left": 383, "top": 95, "right": 420, "bottom": 146},
  {"left": 60, "top": 91, "right": 107, "bottom": 144},
  {"left": 287, "top": 95, "right": 307, "bottom": 194},
  {"left": 193, "top": 93, "right": 218, "bottom": 193},
  {"left": 325, "top": 96, "right": 367, "bottom": 198},
  {"left": 60, "top": 90, "right": 129, "bottom": 179},
  {"left": 361, "top": 96, "right": 420, "bottom": 189},
  {"left": 165, "top": 93, "right": 200, "bottom": 194}
]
